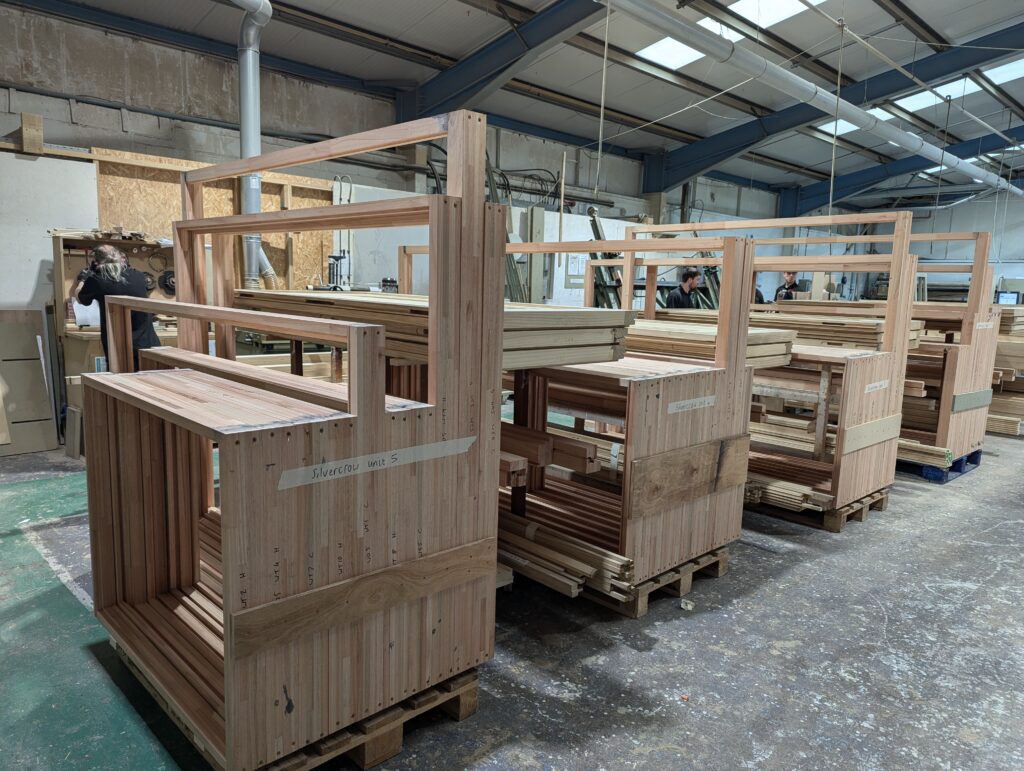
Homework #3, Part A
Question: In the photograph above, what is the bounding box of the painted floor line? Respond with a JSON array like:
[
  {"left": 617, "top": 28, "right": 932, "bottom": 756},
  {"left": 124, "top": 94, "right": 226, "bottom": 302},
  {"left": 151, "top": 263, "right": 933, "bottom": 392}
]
[{"left": 21, "top": 518, "right": 94, "bottom": 612}]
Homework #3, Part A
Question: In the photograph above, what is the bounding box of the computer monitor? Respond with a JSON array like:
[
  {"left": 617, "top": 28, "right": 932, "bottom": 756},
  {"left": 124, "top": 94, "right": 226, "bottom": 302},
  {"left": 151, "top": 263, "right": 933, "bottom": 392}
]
[{"left": 995, "top": 291, "right": 1020, "bottom": 305}]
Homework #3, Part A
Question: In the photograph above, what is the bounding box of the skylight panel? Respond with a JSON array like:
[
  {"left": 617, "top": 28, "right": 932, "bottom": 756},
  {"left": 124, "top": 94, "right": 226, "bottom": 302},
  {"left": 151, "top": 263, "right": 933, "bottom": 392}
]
[
  {"left": 867, "top": 107, "right": 895, "bottom": 121},
  {"left": 697, "top": 17, "right": 744, "bottom": 42},
  {"left": 728, "top": 0, "right": 824, "bottom": 29},
  {"left": 818, "top": 119, "right": 859, "bottom": 136},
  {"left": 895, "top": 91, "right": 939, "bottom": 112},
  {"left": 894, "top": 78, "right": 981, "bottom": 112},
  {"left": 984, "top": 57, "right": 1024, "bottom": 85},
  {"left": 636, "top": 37, "right": 703, "bottom": 70}
]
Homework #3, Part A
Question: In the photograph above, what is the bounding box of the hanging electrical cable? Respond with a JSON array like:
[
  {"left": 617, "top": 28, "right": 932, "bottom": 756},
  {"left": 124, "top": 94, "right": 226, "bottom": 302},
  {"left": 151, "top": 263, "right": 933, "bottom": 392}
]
[{"left": 592, "top": 0, "right": 612, "bottom": 199}]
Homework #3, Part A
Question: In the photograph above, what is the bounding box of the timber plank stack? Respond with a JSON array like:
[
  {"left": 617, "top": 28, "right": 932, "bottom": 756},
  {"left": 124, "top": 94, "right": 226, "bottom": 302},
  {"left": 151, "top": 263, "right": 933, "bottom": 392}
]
[
  {"left": 84, "top": 111, "right": 507, "bottom": 771},
  {"left": 655, "top": 308, "right": 924, "bottom": 350},
  {"left": 625, "top": 319, "right": 794, "bottom": 368},
  {"left": 235, "top": 289, "right": 636, "bottom": 370},
  {"left": 988, "top": 377, "right": 1024, "bottom": 436}
]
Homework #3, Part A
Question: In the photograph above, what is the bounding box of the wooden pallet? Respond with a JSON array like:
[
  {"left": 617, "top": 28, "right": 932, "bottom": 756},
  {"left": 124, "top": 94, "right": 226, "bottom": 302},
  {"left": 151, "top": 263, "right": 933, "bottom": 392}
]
[
  {"left": 748, "top": 488, "right": 889, "bottom": 533},
  {"left": 897, "top": 449, "right": 982, "bottom": 484},
  {"left": 114, "top": 639, "right": 478, "bottom": 771},
  {"left": 582, "top": 548, "right": 729, "bottom": 619}
]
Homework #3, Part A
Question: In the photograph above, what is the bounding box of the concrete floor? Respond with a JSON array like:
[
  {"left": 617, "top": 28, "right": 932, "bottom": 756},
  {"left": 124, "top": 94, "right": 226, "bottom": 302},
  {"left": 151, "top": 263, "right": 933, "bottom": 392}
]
[{"left": 2, "top": 439, "right": 1022, "bottom": 769}]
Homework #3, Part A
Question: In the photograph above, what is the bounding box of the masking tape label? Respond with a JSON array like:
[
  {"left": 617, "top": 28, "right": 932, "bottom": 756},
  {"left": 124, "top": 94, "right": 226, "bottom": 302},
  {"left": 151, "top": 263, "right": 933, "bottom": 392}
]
[
  {"left": 667, "top": 395, "right": 716, "bottom": 414},
  {"left": 976, "top": 321, "right": 994, "bottom": 329},
  {"left": 278, "top": 436, "right": 476, "bottom": 490},
  {"left": 865, "top": 379, "right": 890, "bottom": 394}
]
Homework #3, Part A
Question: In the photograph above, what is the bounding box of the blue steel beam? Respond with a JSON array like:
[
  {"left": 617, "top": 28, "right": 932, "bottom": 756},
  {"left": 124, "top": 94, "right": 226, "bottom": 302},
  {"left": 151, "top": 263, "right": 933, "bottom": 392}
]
[
  {"left": 3, "top": 0, "right": 395, "bottom": 96},
  {"left": 789, "top": 126, "right": 1024, "bottom": 215},
  {"left": 645, "top": 20, "right": 1024, "bottom": 193},
  {"left": 410, "top": 0, "right": 605, "bottom": 117}
]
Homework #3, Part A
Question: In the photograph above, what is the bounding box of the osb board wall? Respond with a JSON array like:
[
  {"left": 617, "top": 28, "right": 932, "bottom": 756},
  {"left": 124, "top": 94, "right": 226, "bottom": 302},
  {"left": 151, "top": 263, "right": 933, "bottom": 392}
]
[{"left": 97, "top": 162, "right": 332, "bottom": 288}]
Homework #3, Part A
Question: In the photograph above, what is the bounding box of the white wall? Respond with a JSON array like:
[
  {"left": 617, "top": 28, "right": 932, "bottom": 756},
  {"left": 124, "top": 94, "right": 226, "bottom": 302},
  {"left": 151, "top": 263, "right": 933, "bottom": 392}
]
[
  {"left": 915, "top": 196, "right": 1024, "bottom": 286},
  {"left": 0, "top": 153, "right": 99, "bottom": 309}
]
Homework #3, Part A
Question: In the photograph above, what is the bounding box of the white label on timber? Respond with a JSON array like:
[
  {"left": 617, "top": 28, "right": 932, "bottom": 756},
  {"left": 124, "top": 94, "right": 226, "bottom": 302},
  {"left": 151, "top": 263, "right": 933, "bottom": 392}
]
[
  {"left": 976, "top": 321, "right": 994, "bottom": 329},
  {"left": 610, "top": 443, "right": 621, "bottom": 472},
  {"left": 277, "top": 436, "right": 476, "bottom": 490},
  {"left": 667, "top": 395, "right": 716, "bottom": 414},
  {"left": 865, "top": 379, "right": 890, "bottom": 394}
]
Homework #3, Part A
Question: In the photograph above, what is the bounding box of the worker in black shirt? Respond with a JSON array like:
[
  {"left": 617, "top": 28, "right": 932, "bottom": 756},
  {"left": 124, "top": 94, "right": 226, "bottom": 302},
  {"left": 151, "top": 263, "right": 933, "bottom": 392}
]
[
  {"left": 774, "top": 271, "right": 800, "bottom": 302},
  {"left": 666, "top": 267, "right": 700, "bottom": 309},
  {"left": 72, "top": 244, "right": 160, "bottom": 370}
]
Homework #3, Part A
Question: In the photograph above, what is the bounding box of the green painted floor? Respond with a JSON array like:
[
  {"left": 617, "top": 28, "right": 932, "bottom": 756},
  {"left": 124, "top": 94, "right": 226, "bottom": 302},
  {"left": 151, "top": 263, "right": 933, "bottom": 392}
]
[{"left": 0, "top": 457, "right": 206, "bottom": 770}]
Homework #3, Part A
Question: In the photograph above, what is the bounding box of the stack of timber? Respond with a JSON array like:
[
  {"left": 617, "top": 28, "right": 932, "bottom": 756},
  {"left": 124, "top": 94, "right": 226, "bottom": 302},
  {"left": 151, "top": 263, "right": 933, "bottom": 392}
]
[
  {"left": 988, "top": 377, "right": 1024, "bottom": 436},
  {"left": 655, "top": 308, "right": 924, "bottom": 351},
  {"left": 996, "top": 306, "right": 1024, "bottom": 374},
  {"left": 84, "top": 111, "right": 505, "bottom": 770},
  {"left": 625, "top": 319, "right": 794, "bottom": 368},
  {"left": 496, "top": 230, "right": 755, "bottom": 617},
  {"left": 999, "top": 306, "right": 1024, "bottom": 335},
  {"left": 235, "top": 289, "right": 636, "bottom": 370}
]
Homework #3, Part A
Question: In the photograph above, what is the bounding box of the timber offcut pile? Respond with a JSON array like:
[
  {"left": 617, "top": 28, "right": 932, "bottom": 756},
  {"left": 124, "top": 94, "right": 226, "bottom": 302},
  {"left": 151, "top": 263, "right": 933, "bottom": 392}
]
[
  {"left": 655, "top": 308, "right": 924, "bottom": 350},
  {"left": 746, "top": 451, "right": 834, "bottom": 511},
  {"left": 235, "top": 289, "right": 636, "bottom": 369},
  {"left": 625, "top": 319, "right": 794, "bottom": 368},
  {"left": 497, "top": 509, "right": 633, "bottom": 599}
]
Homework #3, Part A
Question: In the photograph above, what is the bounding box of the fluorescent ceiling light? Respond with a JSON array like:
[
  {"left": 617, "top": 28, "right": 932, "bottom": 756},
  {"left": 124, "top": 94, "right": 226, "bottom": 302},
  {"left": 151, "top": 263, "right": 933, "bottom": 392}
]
[
  {"left": 895, "top": 78, "right": 982, "bottom": 111},
  {"left": 728, "top": 0, "right": 824, "bottom": 29},
  {"left": 923, "top": 166, "right": 945, "bottom": 174},
  {"left": 636, "top": 37, "right": 703, "bottom": 70},
  {"left": 818, "top": 119, "right": 859, "bottom": 136},
  {"left": 697, "top": 17, "right": 743, "bottom": 42},
  {"left": 984, "top": 57, "right": 1024, "bottom": 85}
]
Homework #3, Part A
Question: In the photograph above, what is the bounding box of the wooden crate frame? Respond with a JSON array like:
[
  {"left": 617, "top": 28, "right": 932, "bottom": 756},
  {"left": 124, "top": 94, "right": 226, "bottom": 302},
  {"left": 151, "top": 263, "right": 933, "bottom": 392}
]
[
  {"left": 625, "top": 213, "right": 917, "bottom": 511},
  {"left": 495, "top": 235, "right": 755, "bottom": 594},
  {"left": 84, "top": 111, "right": 504, "bottom": 771}
]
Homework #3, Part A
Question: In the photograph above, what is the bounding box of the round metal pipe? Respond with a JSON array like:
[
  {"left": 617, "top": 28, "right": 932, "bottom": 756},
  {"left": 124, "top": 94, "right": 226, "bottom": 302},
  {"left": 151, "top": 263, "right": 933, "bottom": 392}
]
[
  {"left": 609, "top": 0, "right": 1024, "bottom": 199},
  {"left": 230, "top": 0, "right": 276, "bottom": 287}
]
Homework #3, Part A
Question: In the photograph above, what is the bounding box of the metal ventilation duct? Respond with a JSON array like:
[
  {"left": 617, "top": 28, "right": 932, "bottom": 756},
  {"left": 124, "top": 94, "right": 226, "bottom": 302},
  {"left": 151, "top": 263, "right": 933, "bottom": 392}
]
[
  {"left": 230, "top": 0, "right": 279, "bottom": 288},
  {"left": 609, "top": 0, "right": 1024, "bottom": 200}
]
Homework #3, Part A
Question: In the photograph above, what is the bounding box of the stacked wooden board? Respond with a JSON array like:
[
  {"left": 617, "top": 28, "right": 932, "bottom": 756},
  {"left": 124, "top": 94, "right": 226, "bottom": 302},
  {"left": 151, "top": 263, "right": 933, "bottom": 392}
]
[
  {"left": 998, "top": 305, "right": 1024, "bottom": 335},
  {"left": 988, "top": 377, "right": 1024, "bottom": 436},
  {"left": 625, "top": 319, "right": 794, "bottom": 368},
  {"left": 235, "top": 289, "right": 636, "bottom": 370},
  {"left": 989, "top": 308, "right": 1024, "bottom": 435},
  {"left": 655, "top": 308, "right": 924, "bottom": 350}
]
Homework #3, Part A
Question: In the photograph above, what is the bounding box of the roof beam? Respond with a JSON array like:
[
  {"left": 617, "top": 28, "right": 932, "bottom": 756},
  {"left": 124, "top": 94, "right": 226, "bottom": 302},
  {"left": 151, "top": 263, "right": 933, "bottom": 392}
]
[
  {"left": 870, "top": 0, "right": 1024, "bottom": 120},
  {"left": 788, "top": 125, "right": 1024, "bottom": 214},
  {"left": 409, "top": 0, "right": 605, "bottom": 116},
  {"left": 458, "top": 0, "right": 895, "bottom": 172},
  {"left": 645, "top": 19, "right": 1024, "bottom": 192}
]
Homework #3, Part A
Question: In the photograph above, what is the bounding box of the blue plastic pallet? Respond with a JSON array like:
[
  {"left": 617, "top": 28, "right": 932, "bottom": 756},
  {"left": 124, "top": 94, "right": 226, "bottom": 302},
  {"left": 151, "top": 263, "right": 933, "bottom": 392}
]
[{"left": 896, "top": 449, "right": 982, "bottom": 484}]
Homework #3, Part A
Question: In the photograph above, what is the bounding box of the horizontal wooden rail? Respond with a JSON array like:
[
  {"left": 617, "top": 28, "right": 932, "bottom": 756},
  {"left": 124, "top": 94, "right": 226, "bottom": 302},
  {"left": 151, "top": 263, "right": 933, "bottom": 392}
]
[
  {"left": 176, "top": 196, "right": 434, "bottom": 237},
  {"left": 507, "top": 238, "right": 729, "bottom": 254},
  {"left": 628, "top": 211, "right": 904, "bottom": 235},
  {"left": 185, "top": 114, "right": 450, "bottom": 184},
  {"left": 106, "top": 296, "right": 377, "bottom": 347},
  {"left": 754, "top": 255, "right": 896, "bottom": 272},
  {"left": 917, "top": 263, "right": 976, "bottom": 273}
]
